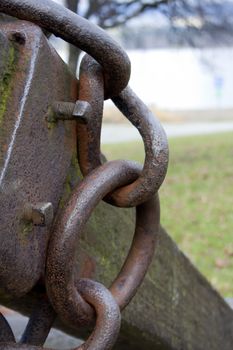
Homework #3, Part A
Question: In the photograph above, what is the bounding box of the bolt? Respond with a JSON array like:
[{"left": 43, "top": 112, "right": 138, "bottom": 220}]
[
  {"left": 23, "top": 202, "right": 54, "bottom": 227},
  {"left": 9, "top": 31, "right": 26, "bottom": 45},
  {"left": 72, "top": 100, "right": 92, "bottom": 124},
  {"left": 52, "top": 102, "right": 75, "bottom": 120},
  {"left": 47, "top": 100, "right": 92, "bottom": 124}
]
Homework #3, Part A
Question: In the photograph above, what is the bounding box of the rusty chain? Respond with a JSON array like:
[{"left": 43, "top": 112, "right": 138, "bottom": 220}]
[
  {"left": 77, "top": 54, "right": 169, "bottom": 207},
  {"left": 0, "top": 0, "right": 169, "bottom": 349},
  {"left": 46, "top": 160, "right": 160, "bottom": 328}
]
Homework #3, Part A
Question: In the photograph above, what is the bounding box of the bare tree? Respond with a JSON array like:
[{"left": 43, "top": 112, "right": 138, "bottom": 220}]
[
  {"left": 65, "top": 0, "right": 171, "bottom": 73},
  {"left": 65, "top": 0, "right": 233, "bottom": 73}
]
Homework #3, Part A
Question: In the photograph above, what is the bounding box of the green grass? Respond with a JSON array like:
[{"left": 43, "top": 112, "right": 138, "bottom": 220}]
[{"left": 103, "top": 132, "right": 233, "bottom": 297}]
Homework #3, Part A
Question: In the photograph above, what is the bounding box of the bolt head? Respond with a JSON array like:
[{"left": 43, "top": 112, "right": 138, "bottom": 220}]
[
  {"left": 24, "top": 202, "right": 54, "bottom": 227},
  {"left": 9, "top": 31, "right": 26, "bottom": 45},
  {"left": 73, "top": 100, "right": 92, "bottom": 124}
]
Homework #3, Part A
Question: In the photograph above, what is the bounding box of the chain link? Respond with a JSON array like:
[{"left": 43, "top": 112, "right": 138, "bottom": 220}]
[
  {"left": 0, "top": 0, "right": 169, "bottom": 349},
  {"left": 77, "top": 54, "right": 169, "bottom": 207},
  {"left": 46, "top": 160, "right": 160, "bottom": 328}
]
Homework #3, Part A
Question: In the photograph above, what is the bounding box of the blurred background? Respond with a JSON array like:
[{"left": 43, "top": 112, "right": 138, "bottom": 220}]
[{"left": 49, "top": 0, "right": 233, "bottom": 298}]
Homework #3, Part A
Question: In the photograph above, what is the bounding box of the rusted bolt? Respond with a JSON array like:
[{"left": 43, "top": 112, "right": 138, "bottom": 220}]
[
  {"left": 50, "top": 101, "right": 75, "bottom": 121},
  {"left": 47, "top": 101, "right": 91, "bottom": 124},
  {"left": 8, "top": 31, "right": 26, "bottom": 45},
  {"left": 23, "top": 202, "right": 54, "bottom": 227}
]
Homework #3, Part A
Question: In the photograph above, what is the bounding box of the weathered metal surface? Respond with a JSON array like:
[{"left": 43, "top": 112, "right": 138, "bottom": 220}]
[
  {"left": 0, "top": 21, "right": 78, "bottom": 297},
  {"left": 0, "top": 31, "right": 10, "bottom": 83},
  {"left": 46, "top": 160, "right": 159, "bottom": 328},
  {"left": 0, "top": 0, "right": 130, "bottom": 99}
]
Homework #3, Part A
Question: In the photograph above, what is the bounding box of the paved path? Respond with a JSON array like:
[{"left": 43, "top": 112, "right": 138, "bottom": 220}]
[{"left": 101, "top": 121, "right": 233, "bottom": 144}]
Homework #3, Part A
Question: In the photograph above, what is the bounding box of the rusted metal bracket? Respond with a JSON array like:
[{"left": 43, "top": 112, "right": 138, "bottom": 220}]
[{"left": 0, "top": 20, "right": 78, "bottom": 297}]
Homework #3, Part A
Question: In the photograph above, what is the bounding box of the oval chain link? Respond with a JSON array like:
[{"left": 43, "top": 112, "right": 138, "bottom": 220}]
[
  {"left": 77, "top": 54, "right": 169, "bottom": 207},
  {"left": 45, "top": 160, "right": 160, "bottom": 329}
]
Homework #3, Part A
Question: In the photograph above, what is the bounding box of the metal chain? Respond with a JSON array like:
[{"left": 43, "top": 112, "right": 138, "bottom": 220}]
[
  {"left": 46, "top": 161, "right": 160, "bottom": 327},
  {"left": 77, "top": 54, "right": 169, "bottom": 207},
  {"left": 0, "top": 0, "right": 169, "bottom": 349}
]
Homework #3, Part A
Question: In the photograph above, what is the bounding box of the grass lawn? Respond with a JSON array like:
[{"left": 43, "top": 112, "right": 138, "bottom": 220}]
[{"left": 103, "top": 132, "right": 233, "bottom": 297}]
